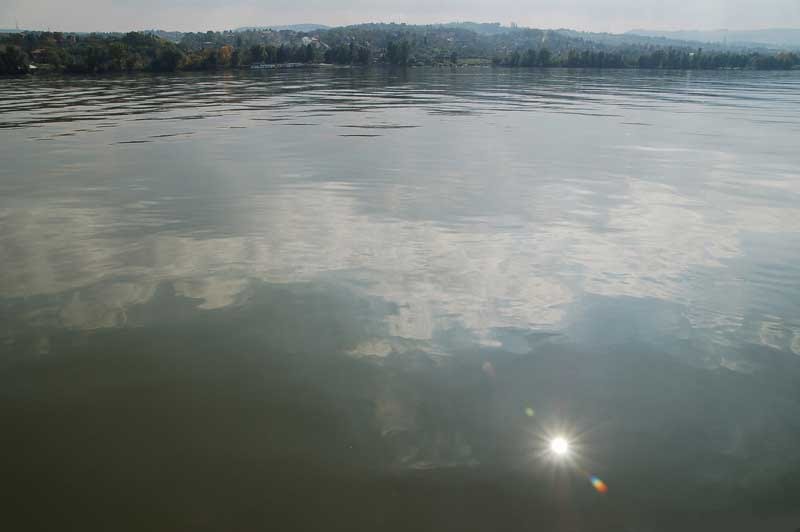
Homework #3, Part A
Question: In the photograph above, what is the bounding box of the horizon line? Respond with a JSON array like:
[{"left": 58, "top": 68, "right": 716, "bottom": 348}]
[{"left": 2, "top": 21, "right": 800, "bottom": 35}]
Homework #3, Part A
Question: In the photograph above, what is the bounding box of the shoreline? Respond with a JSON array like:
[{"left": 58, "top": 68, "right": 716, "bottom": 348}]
[{"left": 4, "top": 63, "right": 800, "bottom": 78}]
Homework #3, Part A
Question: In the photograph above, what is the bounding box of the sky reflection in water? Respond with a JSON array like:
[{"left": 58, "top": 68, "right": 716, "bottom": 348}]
[{"left": 2, "top": 69, "right": 800, "bottom": 530}]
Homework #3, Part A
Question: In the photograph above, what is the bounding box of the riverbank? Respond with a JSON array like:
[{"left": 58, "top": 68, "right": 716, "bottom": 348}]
[{"left": 3, "top": 28, "right": 800, "bottom": 76}]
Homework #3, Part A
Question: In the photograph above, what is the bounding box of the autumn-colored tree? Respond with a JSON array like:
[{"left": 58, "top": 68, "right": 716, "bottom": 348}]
[{"left": 217, "top": 45, "right": 234, "bottom": 66}]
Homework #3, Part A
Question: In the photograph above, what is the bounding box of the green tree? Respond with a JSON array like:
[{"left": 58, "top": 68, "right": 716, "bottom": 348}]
[
  {"left": 387, "top": 40, "right": 411, "bottom": 65},
  {"left": 538, "top": 48, "right": 551, "bottom": 66},
  {"left": 0, "top": 45, "right": 29, "bottom": 74},
  {"left": 153, "top": 46, "right": 184, "bottom": 71},
  {"left": 277, "top": 45, "right": 288, "bottom": 63},
  {"left": 356, "top": 46, "right": 372, "bottom": 65},
  {"left": 249, "top": 44, "right": 266, "bottom": 63},
  {"left": 109, "top": 42, "right": 127, "bottom": 71}
]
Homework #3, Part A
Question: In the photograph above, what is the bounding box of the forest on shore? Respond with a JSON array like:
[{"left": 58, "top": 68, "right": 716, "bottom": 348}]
[{"left": 2, "top": 23, "right": 799, "bottom": 75}]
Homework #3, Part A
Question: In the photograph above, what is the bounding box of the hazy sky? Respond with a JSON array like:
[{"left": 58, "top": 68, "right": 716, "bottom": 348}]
[{"left": 2, "top": 0, "right": 800, "bottom": 33}]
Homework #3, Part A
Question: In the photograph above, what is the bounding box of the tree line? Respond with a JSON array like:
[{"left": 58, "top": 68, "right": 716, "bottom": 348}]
[
  {"left": 0, "top": 32, "right": 325, "bottom": 74},
  {"left": 2, "top": 27, "right": 799, "bottom": 75},
  {"left": 496, "top": 47, "right": 800, "bottom": 70}
]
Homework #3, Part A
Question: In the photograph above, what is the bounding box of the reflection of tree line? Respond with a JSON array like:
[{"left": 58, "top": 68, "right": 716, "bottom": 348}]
[{"left": 1, "top": 27, "right": 799, "bottom": 75}]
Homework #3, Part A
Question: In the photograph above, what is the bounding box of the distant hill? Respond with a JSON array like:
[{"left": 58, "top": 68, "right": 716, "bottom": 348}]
[
  {"left": 4, "top": 21, "right": 800, "bottom": 75},
  {"left": 144, "top": 29, "right": 183, "bottom": 42},
  {"left": 558, "top": 29, "right": 724, "bottom": 48},
  {"left": 438, "top": 22, "right": 513, "bottom": 35},
  {"left": 235, "top": 24, "right": 330, "bottom": 33},
  {"left": 628, "top": 28, "right": 800, "bottom": 49}
]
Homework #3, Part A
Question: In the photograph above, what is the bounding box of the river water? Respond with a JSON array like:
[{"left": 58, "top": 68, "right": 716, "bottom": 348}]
[{"left": 2, "top": 68, "right": 800, "bottom": 531}]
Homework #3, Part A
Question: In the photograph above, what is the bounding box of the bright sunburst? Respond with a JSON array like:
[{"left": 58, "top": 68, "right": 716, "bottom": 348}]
[{"left": 549, "top": 436, "right": 570, "bottom": 456}]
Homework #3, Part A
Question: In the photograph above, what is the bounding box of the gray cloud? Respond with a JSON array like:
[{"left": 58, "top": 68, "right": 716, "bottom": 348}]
[{"left": 2, "top": 0, "right": 799, "bottom": 33}]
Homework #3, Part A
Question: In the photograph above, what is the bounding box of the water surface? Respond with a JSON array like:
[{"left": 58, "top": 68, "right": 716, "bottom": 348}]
[{"left": 2, "top": 68, "right": 800, "bottom": 531}]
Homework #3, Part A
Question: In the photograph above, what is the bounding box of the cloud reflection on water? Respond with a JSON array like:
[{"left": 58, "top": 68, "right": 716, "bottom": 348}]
[{"left": 2, "top": 69, "right": 800, "bottom": 528}]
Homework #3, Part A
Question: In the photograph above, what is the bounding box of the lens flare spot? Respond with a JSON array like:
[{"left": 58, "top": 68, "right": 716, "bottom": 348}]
[
  {"left": 591, "top": 476, "right": 608, "bottom": 494},
  {"left": 550, "top": 437, "right": 569, "bottom": 456},
  {"left": 525, "top": 407, "right": 535, "bottom": 417}
]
